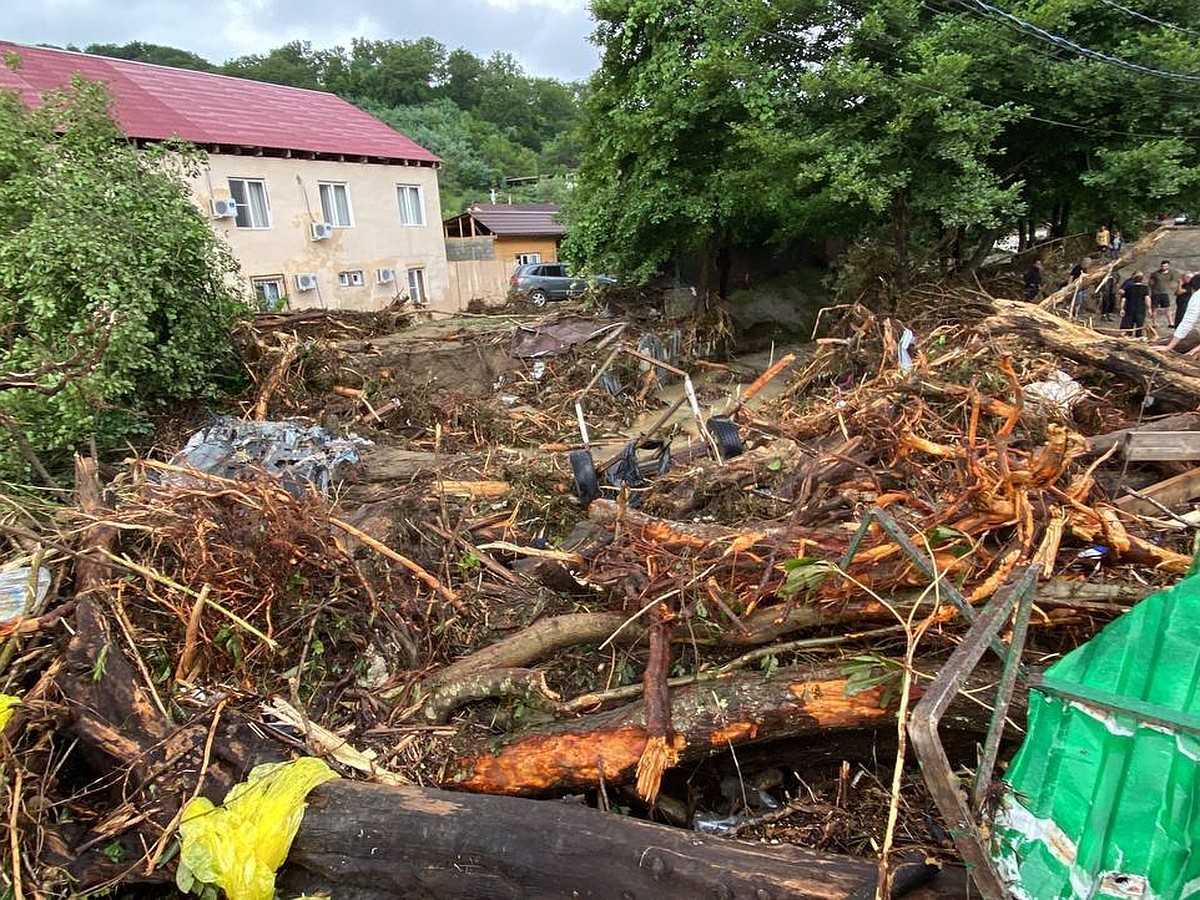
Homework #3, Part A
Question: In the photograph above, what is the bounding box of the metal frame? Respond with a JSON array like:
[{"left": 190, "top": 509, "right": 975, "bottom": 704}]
[
  {"left": 841, "top": 508, "right": 1038, "bottom": 899},
  {"left": 908, "top": 565, "right": 1039, "bottom": 899}
]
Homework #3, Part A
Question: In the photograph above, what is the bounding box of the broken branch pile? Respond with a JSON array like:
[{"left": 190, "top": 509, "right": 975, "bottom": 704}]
[{"left": 1, "top": 285, "right": 1195, "bottom": 897}]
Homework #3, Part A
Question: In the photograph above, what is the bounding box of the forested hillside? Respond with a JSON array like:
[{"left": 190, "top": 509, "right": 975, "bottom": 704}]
[{"left": 82, "top": 39, "right": 584, "bottom": 215}]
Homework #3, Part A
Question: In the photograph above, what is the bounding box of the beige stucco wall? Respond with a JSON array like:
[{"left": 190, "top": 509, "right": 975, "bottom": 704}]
[
  {"left": 190, "top": 156, "right": 451, "bottom": 313},
  {"left": 445, "top": 235, "right": 562, "bottom": 307}
]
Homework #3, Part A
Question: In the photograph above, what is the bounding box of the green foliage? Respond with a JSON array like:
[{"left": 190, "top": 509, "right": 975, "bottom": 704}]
[
  {"left": 85, "top": 41, "right": 217, "bottom": 72},
  {"left": 0, "top": 77, "right": 249, "bottom": 479},
  {"left": 777, "top": 556, "right": 838, "bottom": 600},
  {"left": 841, "top": 653, "right": 904, "bottom": 707}
]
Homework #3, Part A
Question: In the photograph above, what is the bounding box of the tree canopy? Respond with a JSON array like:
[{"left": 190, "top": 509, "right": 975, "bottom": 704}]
[{"left": 565, "top": 0, "right": 1200, "bottom": 292}]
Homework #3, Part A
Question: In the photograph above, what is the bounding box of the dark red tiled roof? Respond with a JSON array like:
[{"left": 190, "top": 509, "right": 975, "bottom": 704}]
[
  {"left": 467, "top": 204, "right": 566, "bottom": 236},
  {"left": 0, "top": 42, "right": 438, "bottom": 164}
]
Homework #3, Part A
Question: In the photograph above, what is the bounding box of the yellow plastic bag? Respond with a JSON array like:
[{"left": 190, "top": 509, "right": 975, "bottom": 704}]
[
  {"left": 0, "top": 694, "right": 19, "bottom": 730},
  {"left": 176, "top": 756, "right": 337, "bottom": 900}
]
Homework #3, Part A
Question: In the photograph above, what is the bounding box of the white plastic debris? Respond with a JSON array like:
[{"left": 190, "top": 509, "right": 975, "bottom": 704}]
[
  {"left": 0, "top": 566, "right": 51, "bottom": 623},
  {"left": 898, "top": 328, "right": 916, "bottom": 372},
  {"left": 1024, "top": 370, "right": 1085, "bottom": 416}
]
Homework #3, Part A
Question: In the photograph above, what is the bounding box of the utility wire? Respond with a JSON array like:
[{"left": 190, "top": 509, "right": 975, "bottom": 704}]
[
  {"left": 920, "top": 0, "right": 1200, "bottom": 102},
  {"left": 949, "top": 0, "right": 1200, "bottom": 83},
  {"left": 755, "top": 23, "right": 1200, "bottom": 142},
  {"left": 1094, "top": 0, "right": 1200, "bottom": 39}
]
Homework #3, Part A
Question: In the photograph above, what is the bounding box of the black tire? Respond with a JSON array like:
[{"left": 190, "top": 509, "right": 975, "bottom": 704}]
[
  {"left": 529, "top": 289, "right": 549, "bottom": 308},
  {"left": 570, "top": 449, "right": 601, "bottom": 506},
  {"left": 707, "top": 415, "right": 744, "bottom": 460}
]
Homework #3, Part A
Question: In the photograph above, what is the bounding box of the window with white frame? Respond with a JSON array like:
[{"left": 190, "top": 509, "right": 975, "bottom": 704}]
[
  {"left": 251, "top": 277, "right": 286, "bottom": 311},
  {"left": 338, "top": 270, "right": 365, "bottom": 288},
  {"left": 396, "top": 185, "right": 425, "bottom": 226},
  {"left": 407, "top": 268, "right": 426, "bottom": 305},
  {"left": 319, "top": 182, "right": 354, "bottom": 228},
  {"left": 516, "top": 252, "right": 542, "bottom": 265},
  {"left": 228, "top": 178, "right": 271, "bottom": 229}
]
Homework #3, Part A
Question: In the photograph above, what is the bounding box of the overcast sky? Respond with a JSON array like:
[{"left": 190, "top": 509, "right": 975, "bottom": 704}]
[{"left": 3, "top": 0, "right": 601, "bottom": 82}]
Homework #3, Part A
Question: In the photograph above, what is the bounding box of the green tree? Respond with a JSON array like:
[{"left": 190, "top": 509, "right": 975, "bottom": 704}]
[
  {"left": 565, "top": 0, "right": 797, "bottom": 293},
  {"left": 0, "top": 76, "right": 249, "bottom": 481},
  {"left": 222, "top": 41, "right": 328, "bottom": 89},
  {"left": 931, "top": 0, "right": 1200, "bottom": 239},
  {"left": 84, "top": 41, "right": 216, "bottom": 71}
]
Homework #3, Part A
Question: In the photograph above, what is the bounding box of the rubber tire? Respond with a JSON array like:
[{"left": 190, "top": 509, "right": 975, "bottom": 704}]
[
  {"left": 529, "top": 289, "right": 549, "bottom": 308},
  {"left": 707, "top": 415, "right": 744, "bottom": 460},
  {"left": 570, "top": 449, "right": 601, "bottom": 506}
]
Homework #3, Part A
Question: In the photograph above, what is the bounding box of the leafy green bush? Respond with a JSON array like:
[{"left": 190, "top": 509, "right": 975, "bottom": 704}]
[{"left": 0, "top": 74, "right": 250, "bottom": 480}]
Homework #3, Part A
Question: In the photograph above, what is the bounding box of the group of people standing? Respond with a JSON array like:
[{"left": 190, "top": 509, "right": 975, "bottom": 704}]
[
  {"left": 1116, "top": 260, "right": 1197, "bottom": 347},
  {"left": 1018, "top": 227, "right": 1200, "bottom": 351}
]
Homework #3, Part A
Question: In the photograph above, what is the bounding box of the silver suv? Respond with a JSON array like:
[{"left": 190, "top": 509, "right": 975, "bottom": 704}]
[{"left": 508, "top": 263, "right": 614, "bottom": 307}]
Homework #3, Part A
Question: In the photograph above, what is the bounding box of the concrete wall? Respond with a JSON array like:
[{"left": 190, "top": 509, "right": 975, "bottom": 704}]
[
  {"left": 190, "top": 156, "right": 451, "bottom": 313},
  {"left": 445, "top": 235, "right": 561, "bottom": 307}
]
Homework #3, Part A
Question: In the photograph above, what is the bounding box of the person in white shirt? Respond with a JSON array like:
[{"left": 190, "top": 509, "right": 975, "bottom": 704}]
[{"left": 1160, "top": 273, "right": 1200, "bottom": 355}]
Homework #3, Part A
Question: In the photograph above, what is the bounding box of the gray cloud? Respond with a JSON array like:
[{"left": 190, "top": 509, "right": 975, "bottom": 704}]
[{"left": 2, "top": 0, "right": 600, "bottom": 81}]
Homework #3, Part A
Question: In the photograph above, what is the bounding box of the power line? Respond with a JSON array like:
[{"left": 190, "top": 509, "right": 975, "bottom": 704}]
[
  {"left": 754, "top": 22, "right": 1200, "bottom": 142},
  {"left": 949, "top": 0, "right": 1200, "bottom": 83},
  {"left": 1094, "top": 0, "right": 1200, "bottom": 39},
  {"left": 920, "top": 0, "right": 1200, "bottom": 103}
]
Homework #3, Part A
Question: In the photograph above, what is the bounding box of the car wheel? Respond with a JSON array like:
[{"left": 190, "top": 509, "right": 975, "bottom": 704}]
[
  {"left": 707, "top": 415, "right": 744, "bottom": 460},
  {"left": 569, "top": 449, "right": 601, "bottom": 506},
  {"left": 529, "top": 289, "right": 549, "bottom": 308}
]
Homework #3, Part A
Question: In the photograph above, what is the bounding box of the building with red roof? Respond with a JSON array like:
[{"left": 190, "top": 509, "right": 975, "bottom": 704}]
[{"left": 0, "top": 41, "right": 452, "bottom": 312}]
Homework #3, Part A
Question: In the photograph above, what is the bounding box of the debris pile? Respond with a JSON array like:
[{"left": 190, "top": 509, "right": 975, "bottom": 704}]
[{"left": 0, "top": 282, "right": 1196, "bottom": 897}]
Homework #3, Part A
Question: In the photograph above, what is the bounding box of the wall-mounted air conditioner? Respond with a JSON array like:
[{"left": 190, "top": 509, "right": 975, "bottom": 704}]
[
  {"left": 210, "top": 198, "right": 238, "bottom": 218},
  {"left": 295, "top": 273, "right": 318, "bottom": 292},
  {"left": 311, "top": 222, "right": 334, "bottom": 241},
  {"left": 376, "top": 267, "right": 397, "bottom": 284}
]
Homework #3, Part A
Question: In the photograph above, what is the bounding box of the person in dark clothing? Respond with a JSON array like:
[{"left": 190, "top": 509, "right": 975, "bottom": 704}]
[
  {"left": 1100, "top": 270, "right": 1120, "bottom": 321},
  {"left": 1120, "top": 271, "right": 1152, "bottom": 338},
  {"left": 1174, "top": 273, "right": 1195, "bottom": 328},
  {"left": 1023, "top": 259, "right": 1044, "bottom": 301}
]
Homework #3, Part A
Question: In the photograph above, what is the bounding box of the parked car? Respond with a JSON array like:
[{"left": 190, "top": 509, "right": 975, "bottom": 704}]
[{"left": 508, "top": 263, "right": 615, "bottom": 307}]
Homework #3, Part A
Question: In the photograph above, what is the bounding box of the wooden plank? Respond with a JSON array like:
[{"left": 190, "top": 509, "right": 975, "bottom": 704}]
[
  {"left": 1116, "top": 465, "right": 1200, "bottom": 516},
  {"left": 1122, "top": 431, "right": 1200, "bottom": 461},
  {"left": 1087, "top": 412, "right": 1200, "bottom": 454}
]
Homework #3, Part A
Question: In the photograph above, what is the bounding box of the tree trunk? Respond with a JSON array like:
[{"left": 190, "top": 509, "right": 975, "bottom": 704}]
[
  {"left": 441, "top": 657, "right": 1011, "bottom": 797},
  {"left": 280, "top": 779, "right": 939, "bottom": 900},
  {"left": 892, "top": 192, "right": 910, "bottom": 293},
  {"left": 984, "top": 296, "right": 1200, "bottom": 408}
]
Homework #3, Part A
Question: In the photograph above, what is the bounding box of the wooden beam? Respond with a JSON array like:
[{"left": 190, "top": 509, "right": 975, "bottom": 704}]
[
  {"left": 1087, "top": 413, "right": 1200, "bottom": 454},
  {"left": 1116, "top": 465, "right": 1200, "bottom": 516},
  {"left": 1122, "top": 431, "right": 1200, "bottom": 461}
]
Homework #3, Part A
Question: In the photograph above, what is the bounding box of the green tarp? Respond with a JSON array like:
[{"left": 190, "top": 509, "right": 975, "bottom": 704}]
[{"left": 993, "top": 571, "right": 1200, "bottom": 898}]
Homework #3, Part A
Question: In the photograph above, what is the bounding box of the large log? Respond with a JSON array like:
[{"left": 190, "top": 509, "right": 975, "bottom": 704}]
[
  {"left": 441, "top": 657, "right": 1007, "bottom": 797},
  {"left": 444, "top": 661, "right": 894, "bottom": 795},
  {"left": 281, "top": 779, "right": 937, "bottom": 900},
  {"left": 984, "top": 297, "right": 1200, "bottom": 408}
]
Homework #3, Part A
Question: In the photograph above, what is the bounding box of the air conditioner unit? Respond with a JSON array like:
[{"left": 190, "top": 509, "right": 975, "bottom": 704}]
[
  {"left": 376, "top": 267, "right": 397, "bottom": 284},
  {"left": 310, "top": 222, "right": 334, "bottom": 241},
  {"left": 210, "top": 198, "right": 238, "bottom": 218},
  {"left": 295, "top": 273, "right": 318, "bottom": 292}
]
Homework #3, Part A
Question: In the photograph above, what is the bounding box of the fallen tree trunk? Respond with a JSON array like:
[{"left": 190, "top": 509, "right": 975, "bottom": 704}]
[
  {"left": 984, "top": 297, "right": 1200, "bottom": 408},
  {"left": 441, "top": 657, "right": 1005, "bottom": 797},
  {"left": 280, "top": 779, "right": 936, "bottom": 900}
]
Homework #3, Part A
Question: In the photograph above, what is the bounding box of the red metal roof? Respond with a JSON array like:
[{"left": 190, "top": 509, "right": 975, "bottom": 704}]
[
  {"left": 0, "top": 42, "right": 439, "bottom": 164},
  {"left": 465, "top": 204, "right": 566, "bottom": 236}
]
